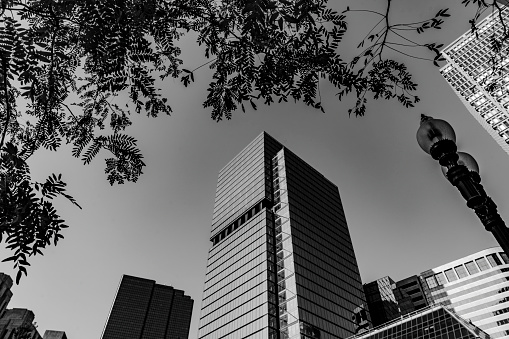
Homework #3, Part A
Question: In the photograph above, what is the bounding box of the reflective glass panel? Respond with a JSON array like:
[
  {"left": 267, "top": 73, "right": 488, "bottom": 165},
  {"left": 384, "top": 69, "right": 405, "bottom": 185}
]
[
  {"left": 435, "top": 272, "right": 448, "bottom": 285},
  {"left": 454, "top": 265, "right": 469, "bottom": 279},
  {"left": 475, "top": 257, "right": 490, "bottom": 271},
  {"left": 444, "top": 269, "right": 458, "bottom": 282},
  {"left": 426, "top": 276, "right": 438, "bottom": 289}
]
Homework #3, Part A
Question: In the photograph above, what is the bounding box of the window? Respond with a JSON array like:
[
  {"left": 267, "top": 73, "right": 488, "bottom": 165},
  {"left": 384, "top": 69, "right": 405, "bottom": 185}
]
[
  {"left": 501, "top": 252, "right": 509, "bottom": 264},
  {"left": 435, "top": 273, "right": 448, "bottom": 285},
  {"left": 465, "top": 261, "right": 480, "bottom": 275},
  {"left": 455, "top": 265, "right": 469, "bottom": 279},
  {"left": 487, "top": 253, "right": 502, "bottom": 267},
  {"left": 475, "top": 257, "right": 491, "bottom": 271},
  {"left": 444, "top": 269, "right": 458, "bottom": 282},
  {"left": 426, "top": 276, "right": 438, "bottom": 289}
]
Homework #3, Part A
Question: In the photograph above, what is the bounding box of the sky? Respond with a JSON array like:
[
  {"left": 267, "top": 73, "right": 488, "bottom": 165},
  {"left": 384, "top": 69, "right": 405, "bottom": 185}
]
[{"left": 1, "top": 0, "right": 508, "bottom": 338}]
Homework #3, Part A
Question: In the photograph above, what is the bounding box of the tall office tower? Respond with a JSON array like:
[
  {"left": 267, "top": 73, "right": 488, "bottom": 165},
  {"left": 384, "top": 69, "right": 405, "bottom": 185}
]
[
  {"left": 0, "top": 308, "right": 41, "bottom": 339},
  {"left": 198, "top": 132, "right": 367, "bottom": 339},
  {"left": 101, "top": 275, "right": 194, "bottom": 339},
  {"left": 439, "top": 5, "right": 509, "bottom": 155},
  {"left": 347, "top": 305, "right": 490, "bottom": 339},
  {"left": 0, "top": 274, "right": 12, "bottom": 318},
  {"left": 43, "top": 330, "right": 67, "bottom": 339},
  {"left": 421, "top": 247, "right": 509, "bottom": 339}
]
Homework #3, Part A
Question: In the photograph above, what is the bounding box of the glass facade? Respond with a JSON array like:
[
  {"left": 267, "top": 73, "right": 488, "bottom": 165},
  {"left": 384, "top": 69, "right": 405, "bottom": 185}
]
[
  {"left": 347, "top": 306, "right": 490, "bottom": 339},
  {"left": 421, "top": 247, "right": 509, "bottom": 339},
  {"left": 199, "top": 132, "right": 367, "bottom": 339},
  {"left": 364, "top": 277, "right": 399, "bottom": 327},
  {"left": 440, "top": 5, "right": 509, "bottom": 155},
  {"left": 101, "top": 275, "right": 194, "bottom": 339}
]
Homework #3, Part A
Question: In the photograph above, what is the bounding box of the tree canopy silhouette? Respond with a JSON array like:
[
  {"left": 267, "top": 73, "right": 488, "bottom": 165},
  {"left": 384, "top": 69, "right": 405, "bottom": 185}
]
[{"left": 0, "top": 0, "right": 506, "bottom": 283}]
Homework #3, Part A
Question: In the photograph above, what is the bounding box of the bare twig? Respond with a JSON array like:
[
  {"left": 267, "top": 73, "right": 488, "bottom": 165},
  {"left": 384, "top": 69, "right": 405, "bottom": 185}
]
[{"left": 378, "top": 0, "right": 392, "bottom": 61}]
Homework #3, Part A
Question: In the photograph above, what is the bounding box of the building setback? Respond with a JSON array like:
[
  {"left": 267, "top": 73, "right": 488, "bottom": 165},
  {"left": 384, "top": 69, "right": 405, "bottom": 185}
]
[
  {"left": 198, "top": 132, "right": 368, "bottom": 339},
  {"left": 101, "top": 275, "right": 193, "bottom": 339},
  {"left": 347, "top": 305, "right": 490, "bottom": 339},
  {"left": 439, "top": 5, "right": 509, "bottom": 155}
]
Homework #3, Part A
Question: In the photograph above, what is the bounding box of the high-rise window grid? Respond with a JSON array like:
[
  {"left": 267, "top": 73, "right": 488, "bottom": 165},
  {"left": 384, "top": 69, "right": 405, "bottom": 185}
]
[
  {"left": 199, "top": 132, "right": 367, "bottom": 339},
  {"left": 440, "top": 5, "right": 509, "bottom": 155},
  {"left": 101, "top": 275, "right": 193, "bottom": 339}
]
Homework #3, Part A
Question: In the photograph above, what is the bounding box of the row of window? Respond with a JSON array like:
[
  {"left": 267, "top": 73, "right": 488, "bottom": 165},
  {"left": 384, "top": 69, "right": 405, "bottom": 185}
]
[{"left": 425, "top": 252, "right": 508, "bottom": 288}]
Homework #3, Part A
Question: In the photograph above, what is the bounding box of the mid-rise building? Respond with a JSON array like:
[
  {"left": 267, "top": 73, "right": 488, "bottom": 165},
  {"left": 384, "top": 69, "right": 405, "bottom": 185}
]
[
  {"left": 347, "top": 305, "right": 490, "bottom": 339},
  {"left": 393, "top": 275, "right": 427, "bottom": 314},
  {"left": 0, "top": 274, "right": 12, "bottom": 318},
  {"left": 363, "top": 277, "right": 399, "bottom": 327},
  {"left": 363, "top": 275, "right": 428, "bottom": 327},
  {"left": 198, "top": 132, "right": 368, "bottom": 339},
  {"left": 421, "top": 247, "right": 509, "bottom": 339},
  {"left": 43, "top": 330, "right": 67, "bottom": 339},
  {"left": 0, "top": 308, "right": 41, "bottom": 339},
  {"left": 440, "top": 5, "right": 509, "bottom": 155},
  {"left": 101, "top": 275, "right": 193, "bottom": 339},
  {"left": 365, "top": 247, "right": 509, "bottom": 338}
]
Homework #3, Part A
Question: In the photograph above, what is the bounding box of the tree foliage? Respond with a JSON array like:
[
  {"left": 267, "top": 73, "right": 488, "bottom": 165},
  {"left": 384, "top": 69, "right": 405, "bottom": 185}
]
[{"left": 0, "top": 0, "right": 507, "bottom": 282}]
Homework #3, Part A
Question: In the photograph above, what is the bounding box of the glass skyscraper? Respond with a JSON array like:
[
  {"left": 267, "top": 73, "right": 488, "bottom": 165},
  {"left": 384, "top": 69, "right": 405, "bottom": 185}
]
[
  {"left": 198, "top": 132, "right": 367, "bottom": 339},
  {"left": 101, "top": 275, "right": 193, "bottom": 339},
  {"left": 440, "top": 4, "right": 509, "bottom": 155}
]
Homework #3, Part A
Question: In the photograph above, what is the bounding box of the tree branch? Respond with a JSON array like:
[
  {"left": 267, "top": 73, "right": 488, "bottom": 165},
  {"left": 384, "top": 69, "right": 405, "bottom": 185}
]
[
  {"left": 0, "top": 56, "right": 11, "bottom": 150},
  {"left": 378, "top": 0, "right": 392, "bottom": 61}
]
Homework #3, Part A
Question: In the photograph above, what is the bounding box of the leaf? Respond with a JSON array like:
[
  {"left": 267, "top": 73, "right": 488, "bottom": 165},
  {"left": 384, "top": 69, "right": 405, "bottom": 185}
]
[
  {"left": 2, "top": 256, "right": 17, "bottom": 263},
  {"left": 16, "top": 271, "right": 22, "bottom": 285}
]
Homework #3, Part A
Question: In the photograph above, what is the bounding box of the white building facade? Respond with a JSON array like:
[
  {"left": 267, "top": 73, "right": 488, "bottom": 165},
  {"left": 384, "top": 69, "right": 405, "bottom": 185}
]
[
  {"left": 440, "top": 5, "right": 509, "bottom": 155},
  {"left": 421, "top": 247, "right": 509, "bottom": 339}
]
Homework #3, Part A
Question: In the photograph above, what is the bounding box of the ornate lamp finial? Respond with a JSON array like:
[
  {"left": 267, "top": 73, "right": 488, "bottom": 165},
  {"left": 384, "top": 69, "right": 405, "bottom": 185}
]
[{"left": 420, "top": 114, "right": 433, "bottom": 124}]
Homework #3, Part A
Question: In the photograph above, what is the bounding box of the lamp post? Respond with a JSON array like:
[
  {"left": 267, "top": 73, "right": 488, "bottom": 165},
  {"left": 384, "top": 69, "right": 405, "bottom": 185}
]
[{"left": 416, "top": 114, "right": 509, "bottom": 256}]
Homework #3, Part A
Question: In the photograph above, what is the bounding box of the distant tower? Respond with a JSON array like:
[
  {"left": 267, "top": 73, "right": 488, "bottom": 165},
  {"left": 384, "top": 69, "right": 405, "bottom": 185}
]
[
  {"left": 440, "top": 5, "right": 509, "bottom": 155},
  {"left": 101, "top": 275, "right": 193, "bottom": 339},
  {"left": 43, "top": 330, "right": 67, "bottom": 339},
  {"left": 198, "top": 132, "right": 368, "bottom": 339}
]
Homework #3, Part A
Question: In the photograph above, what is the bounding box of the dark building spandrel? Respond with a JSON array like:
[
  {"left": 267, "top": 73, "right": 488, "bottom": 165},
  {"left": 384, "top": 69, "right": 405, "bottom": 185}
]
[
  {"left": 199, "top": 132, "right": 368, "bottom": 339},
  {"left": 101, "top": 275, "right": 193, "bottom": 339},
  {"left": 394, "top": 275, "right": 427, "bottom": 314}
]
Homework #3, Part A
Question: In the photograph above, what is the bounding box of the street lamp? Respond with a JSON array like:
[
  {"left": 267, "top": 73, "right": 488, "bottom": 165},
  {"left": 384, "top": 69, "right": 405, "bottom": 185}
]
[{"left": 416, "top": 114, "right": 509, "bottom": 256}]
